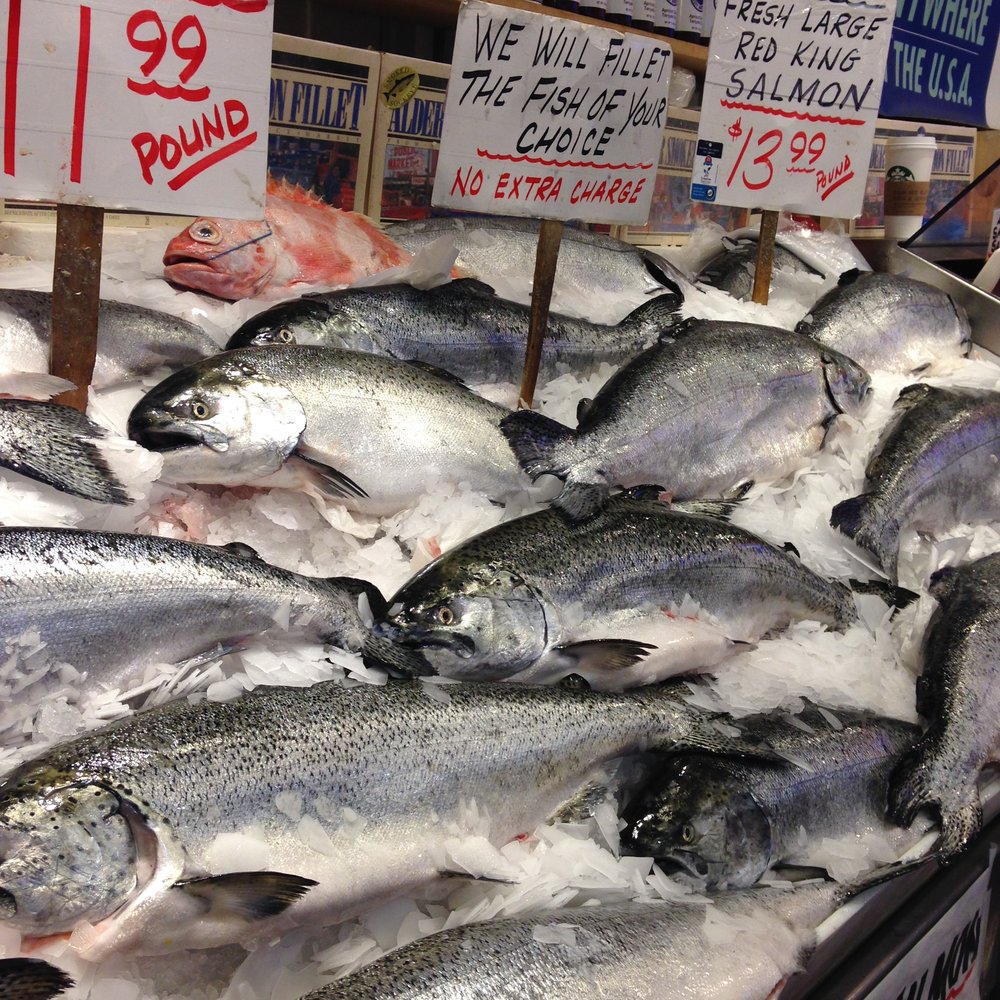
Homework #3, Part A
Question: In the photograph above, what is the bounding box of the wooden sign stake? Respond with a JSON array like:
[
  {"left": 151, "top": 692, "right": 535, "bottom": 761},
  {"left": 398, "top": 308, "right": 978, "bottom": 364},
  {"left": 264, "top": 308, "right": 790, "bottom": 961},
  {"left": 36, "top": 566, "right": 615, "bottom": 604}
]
[
  {"left": 518, "top": 218, "right": 564, "bottom": 409},
  {"left": 751, "top": 209, "right": 780, "bottom": 306},
  {"left": 50, "top": 203, "right": 104, "bottom": 412}
]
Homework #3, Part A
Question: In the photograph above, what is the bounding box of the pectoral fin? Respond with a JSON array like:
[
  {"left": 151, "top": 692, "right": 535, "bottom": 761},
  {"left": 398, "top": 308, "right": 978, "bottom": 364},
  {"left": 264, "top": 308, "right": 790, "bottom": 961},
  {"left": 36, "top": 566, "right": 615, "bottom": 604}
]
[
  {"left": 293, "top": 447, "right": 369, "bottom": 501},
  {"left": 172, "top": 871, "right": 317, "bottom": 922}
]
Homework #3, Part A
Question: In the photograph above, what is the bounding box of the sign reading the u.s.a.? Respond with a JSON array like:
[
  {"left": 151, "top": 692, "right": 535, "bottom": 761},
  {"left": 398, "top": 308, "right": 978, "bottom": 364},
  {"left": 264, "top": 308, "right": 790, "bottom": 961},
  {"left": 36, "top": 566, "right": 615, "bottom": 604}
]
[
  {"left": 691, "top": 0, "right": 895, "bottom": 218},
  {"left": 432, "top": 0, "right": 673, "bottom": 225}
]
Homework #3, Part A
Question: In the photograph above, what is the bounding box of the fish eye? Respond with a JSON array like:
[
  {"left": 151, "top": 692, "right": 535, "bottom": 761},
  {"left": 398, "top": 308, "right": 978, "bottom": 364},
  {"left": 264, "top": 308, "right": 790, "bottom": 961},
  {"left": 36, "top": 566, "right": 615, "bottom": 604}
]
[
  {"left": 276, "top": 327, "right": 294, "bottom": 344},
  {"left": 190, "top": 400, "right": 212, "bottom": 420},
  {"left": 436, "top": 606, "right": 455, "bottom": 626},
  {"left": 680, "top": 823, "right": 697, "bottom": 845},
  {"left": 189, "top": 221, "right": 222, "bottom": 245}
]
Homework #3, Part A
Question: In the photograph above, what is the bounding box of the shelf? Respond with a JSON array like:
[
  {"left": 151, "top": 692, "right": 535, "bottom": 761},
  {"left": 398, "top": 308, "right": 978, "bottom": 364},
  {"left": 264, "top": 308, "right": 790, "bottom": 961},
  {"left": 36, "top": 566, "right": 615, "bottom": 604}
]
[{"left": 330, "top": 0, "right": 709, "bottom": 74}]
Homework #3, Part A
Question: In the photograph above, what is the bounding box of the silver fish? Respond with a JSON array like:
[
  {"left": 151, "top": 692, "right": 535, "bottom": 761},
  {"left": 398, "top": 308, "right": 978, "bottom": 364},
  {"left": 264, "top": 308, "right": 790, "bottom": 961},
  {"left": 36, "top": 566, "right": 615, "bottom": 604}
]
[
  {"left": 622, "top": 707, "right": 923, "bottom": 888},
  {"left": 695, "top": 236, "right": 821, "bottom": 301},
  {"left": 795, "top": 271, "right": 972, "bottom": 374},
  {"left": 0, "top": 678, "right": 757, "bottom": 957},
  {"left": 0, "top": 400, "right": 130, "bottom": 505},
  {"left": 369, "top": 492, "right": 857, "bottom": 686},
  {"left": 126, "top": 345, "right": 524, "bottom": 514},
  {"left": 889, "top": 553, "right": 1000, "bottom": 857},
  {"left": 0, "top": 289, "right": 220, "bottom": 389},
  {"left": 223, "top": 279, "right": 682, "bottom": 384},
  {"left": 501, "top": 320, "right": 871, "bottom": 520},
  {"left": 830, "top": 384, "right": 1000, "bottom": 582},
  {"left": 0, "top": 527, "right": 381, "bottom": 691},
  {"left": 0, "top": 959, "right": 73, "bottom": 1000},
  {"left": 302, "top": 882, "right": 862, "bottom": 1000},
  {"left": 386, "top": 215, "right": 683, "bottom": 302}
]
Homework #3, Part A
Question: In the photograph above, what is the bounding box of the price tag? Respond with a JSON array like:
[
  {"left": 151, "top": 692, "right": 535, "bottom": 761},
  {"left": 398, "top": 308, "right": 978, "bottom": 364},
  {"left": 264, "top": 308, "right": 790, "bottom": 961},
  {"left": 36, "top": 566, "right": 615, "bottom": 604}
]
[
  {"left": 692, "top": 0, "right": 895, "bottom": 217},
  {"left": 1, "top": 0, "right": 273, "bottom": 218},
  {"left": 431, "top": 0, "right": 672, "bottom": 225}
]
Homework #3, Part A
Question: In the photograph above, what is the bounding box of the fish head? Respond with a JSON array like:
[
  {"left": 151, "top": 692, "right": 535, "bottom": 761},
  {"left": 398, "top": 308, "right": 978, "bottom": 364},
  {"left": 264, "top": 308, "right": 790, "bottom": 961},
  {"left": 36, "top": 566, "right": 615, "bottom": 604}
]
[
  {"left": 225, "top": 297, "right": 367, "bottom": 351},
  {"left": 621, "top": 757, "right": 772, "bottom": 889},
  {"left": 377, "top": 566, "right": 550, "bottom": 680},
  {"left": 0, "top": 768, "right": 137, "bottom": 935},
  {"left": 163, "top": 217, "right": 277, "bottom": 300},
  {"left": 126, "top": 354, "right": 306, "bottom": 485},
  {"left": 822, "top": 349, "right": 871, "bottom": 416}
]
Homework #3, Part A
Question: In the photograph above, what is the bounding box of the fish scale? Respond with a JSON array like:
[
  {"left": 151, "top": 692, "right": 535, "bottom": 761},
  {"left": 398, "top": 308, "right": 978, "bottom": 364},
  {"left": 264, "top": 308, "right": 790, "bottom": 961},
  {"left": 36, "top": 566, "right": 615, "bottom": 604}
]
[{"left": 0, "top": 679, "right": 751, "bottom": 957}]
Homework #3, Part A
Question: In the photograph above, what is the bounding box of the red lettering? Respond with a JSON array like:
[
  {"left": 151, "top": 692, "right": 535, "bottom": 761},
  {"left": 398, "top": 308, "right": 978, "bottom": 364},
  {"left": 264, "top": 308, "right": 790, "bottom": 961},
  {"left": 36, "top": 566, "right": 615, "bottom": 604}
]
[
  {"left": 494, "top": 172, "right": 509, "bottom": 198},
  {"left": 450, "top": 165, "right": 483, "bottom": 197},
  {"left": 224, "top": 98, "right": 249, "bottom": 135},
  {"left": 131, "top": 132, "right": 159, "bottom": 184},
  {"left": 188, "top": 0, "right": 268, "bottom": 10}
]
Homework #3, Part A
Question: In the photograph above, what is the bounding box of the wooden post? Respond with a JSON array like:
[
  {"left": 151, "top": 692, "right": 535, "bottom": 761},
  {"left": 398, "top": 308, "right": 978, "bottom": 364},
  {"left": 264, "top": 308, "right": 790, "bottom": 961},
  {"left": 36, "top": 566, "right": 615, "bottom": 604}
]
[
  {"left": 518, "top": 219, "right": 563, "bottom": 409},
  {"left": 51, "top": 203, "right": 104, "bottom": 412},
  {"left": 751, "top": 209, "right": 780, "bottom": 306}
]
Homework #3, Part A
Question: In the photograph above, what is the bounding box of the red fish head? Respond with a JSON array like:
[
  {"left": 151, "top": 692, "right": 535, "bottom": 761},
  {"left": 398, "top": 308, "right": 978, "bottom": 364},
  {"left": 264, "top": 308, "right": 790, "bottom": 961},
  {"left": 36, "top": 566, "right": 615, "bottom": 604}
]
[{"left": 163, "top": 216, "right": 277, "bottom": 300}]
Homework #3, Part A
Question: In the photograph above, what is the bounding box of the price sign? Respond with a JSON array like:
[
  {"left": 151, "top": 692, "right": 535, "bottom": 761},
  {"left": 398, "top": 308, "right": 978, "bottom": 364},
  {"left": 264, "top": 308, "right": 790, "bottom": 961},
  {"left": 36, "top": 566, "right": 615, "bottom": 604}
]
[
  {"left": 432, "top": 0, "right": 672, "bottom": 225},
  {"left": 0, "top": 0, "right": 273, "bottom": 218},
  {"left": 692, "top": 0, "right": 895, "bottom": 217}
]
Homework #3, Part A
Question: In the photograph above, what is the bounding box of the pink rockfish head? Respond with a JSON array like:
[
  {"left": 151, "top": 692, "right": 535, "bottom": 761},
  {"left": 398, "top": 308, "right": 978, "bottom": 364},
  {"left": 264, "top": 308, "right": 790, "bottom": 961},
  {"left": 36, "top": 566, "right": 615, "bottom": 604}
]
[{"left": 163, "top": 215, "right": 277, "bottom": 300}]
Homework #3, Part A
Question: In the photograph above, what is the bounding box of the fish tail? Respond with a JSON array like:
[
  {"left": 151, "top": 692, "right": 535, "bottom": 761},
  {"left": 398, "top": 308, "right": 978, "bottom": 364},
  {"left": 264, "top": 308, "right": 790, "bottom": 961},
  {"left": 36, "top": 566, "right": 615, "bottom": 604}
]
[
  {"left": 888, "top": 746, "right": 982, "bottom": 858},
  {"left": 0, "top": 957, "right": 74, "bottom": 999},
  {"left": 829, "top": 493, "right": 873, "bottom": 540},
  {"left": 620, "top": 292, "right": 684, "bottom": 338},
  {"left": 830, "top": 494, "right": 898, "bottom": 577},
  {"left": 500, "top": 409, "right": 576, "bottom": 482}
]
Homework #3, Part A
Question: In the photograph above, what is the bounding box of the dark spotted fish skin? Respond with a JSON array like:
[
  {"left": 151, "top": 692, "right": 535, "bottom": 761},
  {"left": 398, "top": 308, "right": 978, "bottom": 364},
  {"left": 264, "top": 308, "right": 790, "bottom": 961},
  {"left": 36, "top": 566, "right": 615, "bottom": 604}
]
[
  {"left": 796, "top": 272, "right": 972, "bottom": 374},
  {"left": 830, "top": 385, "right": 1000, "bottom": 582},
  {"left": 0, "top": 958, "right": 73, "bottom": 1000},
  {"left": 0, "top": 399, "right": 130, "bottom": 505},
  {"left": 303, "top": 885, "right": 844, "bottom": 1000},
  {"left": 889, "top": 553, "right": 1000, "bottom": 857},
  {"left": 696, "top": 238, "right": 820, "bottom": 300}
]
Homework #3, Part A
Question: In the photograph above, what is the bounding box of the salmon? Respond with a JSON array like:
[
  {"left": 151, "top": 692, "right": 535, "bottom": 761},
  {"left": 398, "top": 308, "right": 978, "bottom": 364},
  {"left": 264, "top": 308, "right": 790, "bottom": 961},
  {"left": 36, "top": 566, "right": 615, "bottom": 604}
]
[{"left": 162, "top": 178, "right": 412, "bottom": 301}]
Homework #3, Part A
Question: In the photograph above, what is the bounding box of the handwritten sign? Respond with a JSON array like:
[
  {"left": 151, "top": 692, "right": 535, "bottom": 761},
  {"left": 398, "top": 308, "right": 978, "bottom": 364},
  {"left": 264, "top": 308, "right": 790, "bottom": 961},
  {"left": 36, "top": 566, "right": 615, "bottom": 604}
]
[
  {"left": 691, "top": 0, "right": 895, "bottom": 218},
  {"left": 0, "top": 0, "right": 273, "bottom": 218},
  {"left": 431, "top": 0, "right": 672, "bottom": 225}
]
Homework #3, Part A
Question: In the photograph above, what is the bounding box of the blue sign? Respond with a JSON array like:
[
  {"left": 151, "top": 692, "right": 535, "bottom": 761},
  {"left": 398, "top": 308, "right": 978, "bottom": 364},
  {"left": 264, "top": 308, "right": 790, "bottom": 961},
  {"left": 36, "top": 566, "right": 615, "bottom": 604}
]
[{"left": 879, "top": 0, "right": 1000, "bottom": 127}]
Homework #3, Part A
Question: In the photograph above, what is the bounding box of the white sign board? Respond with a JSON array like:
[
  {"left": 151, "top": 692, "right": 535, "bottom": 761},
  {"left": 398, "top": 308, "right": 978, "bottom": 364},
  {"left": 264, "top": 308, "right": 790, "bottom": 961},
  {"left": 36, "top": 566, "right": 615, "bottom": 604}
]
[
  {"left": 691, "top": 0, "right": 894, "bottom": 218},
  {"left": 432, "top": 0, "right": 672, "bottom": 225},
  {"left": 866, "top": 860, "right": 991, "bottom": 1000},
  {"left": 0, "top": 0, "right": 273, "bottom": 218}
]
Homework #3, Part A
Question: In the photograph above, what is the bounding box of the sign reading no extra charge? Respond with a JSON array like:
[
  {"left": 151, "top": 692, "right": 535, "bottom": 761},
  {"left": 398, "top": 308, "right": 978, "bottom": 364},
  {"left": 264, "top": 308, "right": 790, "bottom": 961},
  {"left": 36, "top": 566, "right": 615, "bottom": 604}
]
[
  {"left": 432, "top": 0, "right": 673, "bottom": 225},
  {"left": 0, "top": 0, "right": 274, "bottom": 218}
]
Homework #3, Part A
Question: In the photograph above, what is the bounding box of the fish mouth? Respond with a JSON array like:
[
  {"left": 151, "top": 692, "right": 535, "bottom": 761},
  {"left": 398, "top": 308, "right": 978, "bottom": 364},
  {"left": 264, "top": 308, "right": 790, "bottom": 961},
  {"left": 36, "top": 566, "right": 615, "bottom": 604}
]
[
  {"left": 656, "top": 851, "right": 710, "bottom": 880},
  {"left": 127, "top": 417, "right": 228, "bottom": 454},
  {"left": 376, "top": 620, "right": 478, "bottom": 660}
]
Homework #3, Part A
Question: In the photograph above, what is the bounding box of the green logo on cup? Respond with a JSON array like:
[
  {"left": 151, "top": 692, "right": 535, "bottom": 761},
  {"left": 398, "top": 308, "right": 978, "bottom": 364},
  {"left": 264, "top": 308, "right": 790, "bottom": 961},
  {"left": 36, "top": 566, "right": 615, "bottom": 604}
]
[{"left": 886, "top": 165, "right": 916, "bottom": 182}]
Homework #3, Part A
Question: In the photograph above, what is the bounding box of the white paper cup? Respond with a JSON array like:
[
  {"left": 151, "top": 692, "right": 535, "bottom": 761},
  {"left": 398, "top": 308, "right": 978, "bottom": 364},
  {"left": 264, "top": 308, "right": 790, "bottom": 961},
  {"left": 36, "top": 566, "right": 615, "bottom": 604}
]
[{"left": 884, "top": 135, "right": 936, "bottom": 239}]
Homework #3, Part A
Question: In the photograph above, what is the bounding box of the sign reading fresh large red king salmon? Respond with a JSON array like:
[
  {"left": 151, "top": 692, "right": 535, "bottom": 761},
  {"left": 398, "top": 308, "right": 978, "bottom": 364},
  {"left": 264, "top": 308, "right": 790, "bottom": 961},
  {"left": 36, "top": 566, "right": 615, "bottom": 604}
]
[{"left": 0, "top": 0, "right": 273, "bottom": 218}]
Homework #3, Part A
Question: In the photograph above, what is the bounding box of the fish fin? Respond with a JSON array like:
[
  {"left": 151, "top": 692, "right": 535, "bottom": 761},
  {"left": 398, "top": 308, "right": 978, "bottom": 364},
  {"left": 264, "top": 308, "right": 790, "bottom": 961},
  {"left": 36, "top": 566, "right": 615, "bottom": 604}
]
[
  {"left": 657, "top": 315, "right": 702, "bottom": 344},
  {"left": 888, "top": 750, "right": 982, "bottom": 858},
  {"left": 837, "top": 267, "right": 864, "bottom": 287},
  {"left": 445, "top": 277, "right": 498, "bottom": 297},
  {"left": 172, "top": 871, "right": 317, "bottom": 921},
  {"left": 829, "top": 493, "right": 874, "bottom": 540},
  {"left": 217, "top": 541, "right": 262, "bottom": 560},
  {"left": 620, "top": 291, "right": 685, "bottom": 332},
  {"left": 638, "top": 250, "right": 686, "bottom": 298},
  {"left": 576, "top": 397, "right": 594, "bottom": 423},
  {"left": 0, "top": 957, "right": 74, "bottom": 999},
  {"left": 554, "top": 638, "right": 657, "bottom": 673},
  {"left": 892, "top": 382, "right": 938, "bottom": 412},
  {"left": 667, "top": 497, "right": 741, "bottom": 522},
  {"left": 847, "top": 578, "right": 919, "bottom": 611},
  {"left": 549, "top": 779, "right": 613, "bottom": 824},
  {"left": 617, "top": 484, "right": 670, "bottom": 504},
  {"left": 500, "top": 409, "right": 576, "bottom": 478},
  {"left": 656, "top": 717, "right": 785, "bottom": 762},
  {"left": 0, "top": 372, "right": 75, "bottom": 401},
  {"left": 0, "top": 403, "right": 132, "bottom": 506},
  {"left": 293, "top": 449, "right": 369, "bottom": 501},
  {"left": 361, "top": 634, "right": 436, "bottom": 678},
  {"left": 438, "top": 869, "right": 521, "bottom": 885},
  {"left": 552, "top": 480, "right": 609, "bottom": 522},
  {"left": 402, "top": 358, "right": 469, "bottom": 389},
  {"left": 928, "top": 565, "right": 961, "bottom": 602},
  {"left": 782, "top": 541, "right": 801, "bottom": 558},
  {"left": 837, "top": 856, "right": 936, "bottom": 904}
]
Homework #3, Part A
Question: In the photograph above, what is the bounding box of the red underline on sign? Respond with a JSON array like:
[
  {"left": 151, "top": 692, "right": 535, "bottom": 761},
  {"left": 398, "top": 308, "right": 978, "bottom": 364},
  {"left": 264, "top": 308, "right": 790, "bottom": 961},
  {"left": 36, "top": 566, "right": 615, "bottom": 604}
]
[
  {"left": 719, "top": 100, "right": 865, "bottom": 126},
  {"left": 70, "top": 4, "right": 91, "bottom": 183},
  {"left": 167, "top": 131, "right": 257, "bottom": 190},
  {"left": 476, "top": 149, "right": 651, "bottom": 171},
  {"left": 127, "top": 80, "right": 211, "bottom": 102},
  {"left": 3, "top": 0, "right": 21, "bottom": 176},
  {"left": 787, "top": 167, "right": 816, "bottom": 173},
  {"left": 820, "top": 171, "right": 855, "bottom": 200},
  {"left": 946, "top": 963, "right": 975, "bottom": 1000}
]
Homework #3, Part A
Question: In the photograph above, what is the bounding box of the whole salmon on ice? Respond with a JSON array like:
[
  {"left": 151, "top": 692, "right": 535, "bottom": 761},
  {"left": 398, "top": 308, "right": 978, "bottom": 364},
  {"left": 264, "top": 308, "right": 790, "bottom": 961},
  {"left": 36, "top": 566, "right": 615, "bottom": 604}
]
[{"left": 162, "top": 178, "right": 412, "bottom": 300}]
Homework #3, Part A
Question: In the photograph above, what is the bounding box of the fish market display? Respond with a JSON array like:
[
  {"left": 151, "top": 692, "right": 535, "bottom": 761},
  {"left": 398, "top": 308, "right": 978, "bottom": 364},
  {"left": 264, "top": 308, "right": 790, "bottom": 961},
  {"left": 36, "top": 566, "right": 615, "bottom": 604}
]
[
  {"left": 163, "top": 178, "right": 411, "bottom": 301},
  {"left": 795, "top": 271, "right": 972, "bottom": 374},
  {"left": 831, "top": 384, "right": 1000, "bottom": 583},
  {"left": 0, "top": 959, "right": 72, "bottom": 1000},
  {"left": 889, "top": 553, "right": 1000, "bottom": 857},
  {"left": 695, "top": 235, "right": 822, "bottom": 301},
  {"left": 126, "top": 345, "right": 524, "bottom": 513},
  {"left": 369, "top": 492, "right": 857, "bottom": 686},
  {"left": 0, "top": 289, "right": 218, "bottom": 390},
  {"left": 304, "top": 881, "right": 860, "bottom": 1000},
  {"left": 502, "top": 320, "right": 870, "bottom": 519},
  {"left": 0, "top": 400, "right": 130, "bottom": 506},
  {"left": 0, "top": 678, "right": 754, "bottom": 957},
  {"left": 224, "top": 279, "right": 682, "bottom": 384},
  {"left": 386, "top": 215, "right": 681, "bottom": 315},
  {"left": 0, "top": 527, "right": 381, "bottom": 694},
  {"left": 623, "top": 707, "right": 923, "bottom": 888}
]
